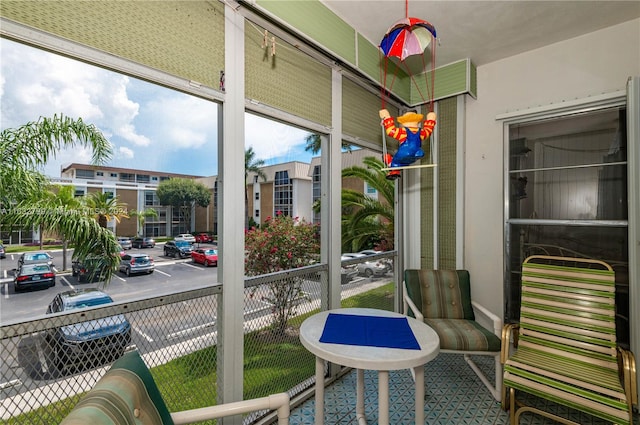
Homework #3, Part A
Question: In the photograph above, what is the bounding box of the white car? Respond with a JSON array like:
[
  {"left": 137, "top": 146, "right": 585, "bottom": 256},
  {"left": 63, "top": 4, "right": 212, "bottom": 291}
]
[
  {"left": 174, "top": 233, "right": 196, "bottom": 243},
  {"left": 343, "top": 253, "right": 389, "bottom": 277}
]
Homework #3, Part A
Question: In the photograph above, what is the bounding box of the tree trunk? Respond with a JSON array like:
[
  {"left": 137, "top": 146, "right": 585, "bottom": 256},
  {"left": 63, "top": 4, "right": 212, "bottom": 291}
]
[{"left": 62, "top": 238, "right": 68, "bottom": 271}]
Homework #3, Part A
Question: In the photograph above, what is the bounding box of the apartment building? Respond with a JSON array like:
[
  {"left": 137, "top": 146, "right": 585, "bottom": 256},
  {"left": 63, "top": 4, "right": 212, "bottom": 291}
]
[{"left": 57, "top": 164, "right": 205, "bottom": 238}]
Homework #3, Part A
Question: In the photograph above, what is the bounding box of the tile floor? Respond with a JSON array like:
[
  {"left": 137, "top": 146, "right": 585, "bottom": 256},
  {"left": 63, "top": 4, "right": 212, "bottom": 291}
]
[{"left": 288, "top": 353, "right": 639, "bottom": 424}]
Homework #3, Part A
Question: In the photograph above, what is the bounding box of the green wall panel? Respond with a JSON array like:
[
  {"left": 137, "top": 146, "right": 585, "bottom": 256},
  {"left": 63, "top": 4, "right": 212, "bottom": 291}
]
[
  {"left": 0, "top": 1, "right": 225, "bottom": 89},
  {"left": 245, "top": 21, "right": 332, "bottom": 126},
  {"left": 420, "top": 97, "right": 457, "bottom": 268},
  {"left": 253, "top": 0, "right": 475, "bottom": 106},
  {"left": 436, "top": 97, "right": 457, "bottom": 269},
  {"left": 420, "top": 165, "right": 435, "bottom": 268},
  {"left": 411, "top": 60, "right": 469, "bottom": 106},
  {"left": 343, "top": 78, "right": 391, "bottom": 147},
  {"left": 357, "top": 33, "right": 382, "bottom": 85},
  {"left": 256, "top": 0, "right": 356, "bottom": 64}
]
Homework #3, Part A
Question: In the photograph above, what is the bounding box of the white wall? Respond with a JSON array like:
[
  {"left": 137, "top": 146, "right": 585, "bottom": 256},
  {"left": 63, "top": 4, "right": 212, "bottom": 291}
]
[{"left": 464, "top": 19, "right": 640, "bottom": 316}]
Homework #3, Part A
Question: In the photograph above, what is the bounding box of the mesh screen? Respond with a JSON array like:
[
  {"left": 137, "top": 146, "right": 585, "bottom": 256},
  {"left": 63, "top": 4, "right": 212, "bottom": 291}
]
[
  {"left": 1, "top": 286, "right": 220, "bottom": 423},
  {"left": 245, "top": 20, "right": 332, "bottom": 126},
  {"left": 2, "top": 256, "right": 396, "bottom": 424},
  {"left": 0, "top": 1, "right": 225, "bottom": 89}
]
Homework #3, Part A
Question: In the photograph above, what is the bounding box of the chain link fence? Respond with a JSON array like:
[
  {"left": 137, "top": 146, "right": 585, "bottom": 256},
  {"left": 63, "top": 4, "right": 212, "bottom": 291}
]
[{"left": 2, "top": 254, "right": 396, "bottom": 424}]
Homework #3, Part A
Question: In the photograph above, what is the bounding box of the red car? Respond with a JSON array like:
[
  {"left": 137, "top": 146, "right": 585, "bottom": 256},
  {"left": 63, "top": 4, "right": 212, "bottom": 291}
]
[
  {"left": 194, "top": 233, "right": 213, "bottom": 243},
  {"left": 191, "top": 248, "right": 218, "bottom": 267}
]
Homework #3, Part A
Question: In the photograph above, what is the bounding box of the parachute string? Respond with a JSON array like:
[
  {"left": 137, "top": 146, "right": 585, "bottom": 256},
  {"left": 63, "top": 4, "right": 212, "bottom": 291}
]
[
  {"left": 405, "top": 0, "right": 409, "bottom": 18},
  {"left": 379, "top": 50, "right": 386, "bottom": 109},
  {"left": 429, "top": 39, "right": 436, "bottom": 112}
]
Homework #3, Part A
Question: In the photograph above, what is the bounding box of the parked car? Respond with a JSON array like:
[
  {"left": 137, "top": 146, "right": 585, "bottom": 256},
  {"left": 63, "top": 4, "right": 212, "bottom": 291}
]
[
  {"left": 358, "top": 249, "right": 382, "bottom": 256},
  {"left": 0, "top": 243, "right": 5, "bottom": 259},
  {"left": 45, "top": 288, "right": 131, "bottom": 371},
  {"left": 14, "top": 263, "right": 56, "bottom": 292},
  {"left": 194, "top": 233, "right": 213, "bottom": 243},
  {"left": 191, "top": 248, "right": 218, "bottom": 267},
  {"left": 71, "top": 257, "right": 111, "bottom": 283},
  {"left": 340, "top": 255, "right": 359, "bottom": 284},
  {"left": 18, "top": 251, "right": 54, "bottom": 267},
  {"left": 117, "top": 237, "right": 132, "bottom": 250},
  {"left": 164, "top": 240, "right": 193, "bottom": 258},
  {"left": 359, "top": 250, "right": 394, "bottom": 273},
  {"left": 131, "top": 237, "right": 155, "bottom": 248},
  {"left": 343, "top": 252, "right": 388, "bottom": 277},
  {"left": 119, "top": 253, "right": 155, "bottom": 276},
  {"left": 174, "top": 233, "right": 196, "bottom": 243}
]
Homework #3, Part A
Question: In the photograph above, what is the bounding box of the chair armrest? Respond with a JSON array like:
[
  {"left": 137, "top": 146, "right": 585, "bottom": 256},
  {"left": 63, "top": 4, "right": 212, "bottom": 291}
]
[
  {"left": 617, "top": 347, "right": 638, "bottom": 408},
  {"left": 471, "top": 300, "right": 502, "bottom": 337},
  {"left": 501, "top": 323, "right": 519, "bottom": 363},
  {"left": 403, "top": 281, "right": 424, "bottom": 321},
  {"left": 171, "top": 392, "right": 290, "bottom": 424}
]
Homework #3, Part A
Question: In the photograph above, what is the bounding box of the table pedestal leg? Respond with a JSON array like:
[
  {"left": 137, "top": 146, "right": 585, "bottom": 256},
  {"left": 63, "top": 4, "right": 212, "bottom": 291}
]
[
  {"left": 378, "top": 370, "right": 389, "bottom": 425},
  {"left": 414, "top": 365, "right": 425, "bottom": 424},
  {"left": 315, "top": 356, "right": 324, "bottom": 425},
  {"left": 356, "top": 369, "right": 366, "bottom": 425}
]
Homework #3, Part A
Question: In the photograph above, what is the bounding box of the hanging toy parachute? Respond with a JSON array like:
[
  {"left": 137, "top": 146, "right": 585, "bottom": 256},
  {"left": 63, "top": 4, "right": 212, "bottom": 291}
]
[
  {"left": 379, "top": 16, "right": 437, "bottom": 111},
  {"left": 378, "top": 13, "right": 438, "bottom": 179}
]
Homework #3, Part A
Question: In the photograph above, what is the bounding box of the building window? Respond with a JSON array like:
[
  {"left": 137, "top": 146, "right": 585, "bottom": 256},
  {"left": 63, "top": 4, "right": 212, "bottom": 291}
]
[
  {"left": 255, "top": 209, "right": 260, "bottom": 217},
  {"left": 273, "top": 170, "right": 292, "bottom": 217},
  {"left": 110, "top": 173, "right": 118, "bottom": 178},
  {"left": 136, "top": 174, "right": 150, "bottom": 183},
  {"left": 366, "top": 182, "right": 377, "bottom": 195},
  {"left": 75, "top": 169, "right": 94, "bottom": 179},
  {"left": 254, "top": 175, "right": 259, "bottom": 183},
  {"left": 159, "top": 176, "right": 170, "bottom": 182},
  {"left": 104, "top": 191, "right": 114, "bottom": 199},
  {"left": 255, "top": 193, "right": 259, "bottom": 200},
  {"left": 120, "top": 173, "right": 135, "bottom": 182},
  {"left": 74, "top": 189, "right": 85, "bottom": 197},
  {"left": 96, "top": 171, "right": 104, "bottom": 177},
  {"left": 151, "top": 176, "right": 158, "bottom": 181},
  {"left": 145, "top": 190, "right": 160, "bottom": 206},
  {"left": 312, "top": 165, "right": 321, "bottom": 224}
]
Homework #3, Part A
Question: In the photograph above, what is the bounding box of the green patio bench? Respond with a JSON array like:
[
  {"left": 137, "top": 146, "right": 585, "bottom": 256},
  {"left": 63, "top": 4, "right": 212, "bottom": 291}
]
[
  {"left": 61, "top": 350, "right": 290, "bottom": 425},
  {"left": 501, "top": 255, "right": 637, "bottom": 425}
]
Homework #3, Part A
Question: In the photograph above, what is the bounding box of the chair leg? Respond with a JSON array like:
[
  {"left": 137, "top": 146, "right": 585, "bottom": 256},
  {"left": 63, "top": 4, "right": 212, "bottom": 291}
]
[
  {"left": 509, "top": 388, "right": 516, "bottom": 425},
  {"left": 464, "top": 354, "right": 501, "bottom": 401}
]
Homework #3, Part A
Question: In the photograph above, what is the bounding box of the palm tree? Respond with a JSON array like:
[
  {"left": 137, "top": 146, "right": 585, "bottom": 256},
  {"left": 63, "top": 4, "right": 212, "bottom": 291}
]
[
  {"left": 85, "top": 192, "right": 129, "bottom": 228},
  {"left": 341, "top": 156, "right": 395, "bottom": 252},
  {"left": 1, "top": 114, "right": 121, "bottom": 284},
  {"left": 129, "top": 208, "right": 159, "bottom": 236},
  {"left": 304, "top": 133, "right": 352, "bottom": 155},
  {"left": 42, "top": 185, "right": 82, "bottom": 271},
  {"left": 245, "top": 147, "right": 267, "bottom": 229}
]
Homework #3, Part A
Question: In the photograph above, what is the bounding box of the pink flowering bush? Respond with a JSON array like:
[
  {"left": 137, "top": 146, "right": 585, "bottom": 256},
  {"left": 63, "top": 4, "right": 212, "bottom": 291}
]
[{"left": 245, "top": 213, "right": 320, "bottom": 333}]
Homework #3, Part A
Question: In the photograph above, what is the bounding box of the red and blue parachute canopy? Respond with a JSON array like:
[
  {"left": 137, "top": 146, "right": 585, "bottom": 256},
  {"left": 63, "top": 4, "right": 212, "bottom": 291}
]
[
  {"left": 380, "top": 17, "right": 436, "bottom": 62},
  {"left": 379, "top": 17, "right": 437, "bottom": 111}
]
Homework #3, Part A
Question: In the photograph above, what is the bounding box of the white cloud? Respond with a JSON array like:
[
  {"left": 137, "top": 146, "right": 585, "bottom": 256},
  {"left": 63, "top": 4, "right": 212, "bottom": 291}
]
[
  {"left": 245, "top": 114, "right": 311, "bottom": 161},
  {"left": 118, "top": 146, "right": 135, "bottom": 159},
  {"left": 143, "top": 95, "right": 217, "bottom": 149},
  {"left": 1, "top": 40, "right": 150, "bottom": 167}
]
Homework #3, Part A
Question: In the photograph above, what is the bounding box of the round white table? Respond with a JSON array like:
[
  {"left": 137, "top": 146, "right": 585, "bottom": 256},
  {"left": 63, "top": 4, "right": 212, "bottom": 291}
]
[{"left": 299, "top": 307, "right": 440, "bottom": 425}]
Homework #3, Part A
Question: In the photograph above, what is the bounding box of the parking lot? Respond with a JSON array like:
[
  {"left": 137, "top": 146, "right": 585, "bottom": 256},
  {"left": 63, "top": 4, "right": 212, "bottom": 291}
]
[{"left": 0, "top": 242, "right": 219, "bottom": 323}]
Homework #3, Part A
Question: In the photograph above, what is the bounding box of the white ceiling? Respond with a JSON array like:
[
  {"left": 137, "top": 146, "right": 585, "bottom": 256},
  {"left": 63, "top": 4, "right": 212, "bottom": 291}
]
[{"left": 320, "top": 0, "right": 640, "bottom": 67}]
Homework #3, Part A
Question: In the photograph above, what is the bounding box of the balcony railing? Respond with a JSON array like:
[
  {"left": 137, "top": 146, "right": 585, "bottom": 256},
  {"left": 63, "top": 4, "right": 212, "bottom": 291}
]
[{"left": 1, "top": 255, "right": 396, "bottom": 424}]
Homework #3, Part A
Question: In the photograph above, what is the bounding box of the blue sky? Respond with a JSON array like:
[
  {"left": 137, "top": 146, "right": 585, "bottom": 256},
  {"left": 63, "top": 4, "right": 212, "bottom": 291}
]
[{"left": 0, "top": 38, "right": 314, "bottom": 178}]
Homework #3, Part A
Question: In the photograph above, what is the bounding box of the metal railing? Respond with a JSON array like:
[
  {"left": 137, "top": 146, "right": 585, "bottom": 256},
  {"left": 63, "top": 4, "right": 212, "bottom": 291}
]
[{"left": 1, "top": 255, "right": 396, "bottom": 424}]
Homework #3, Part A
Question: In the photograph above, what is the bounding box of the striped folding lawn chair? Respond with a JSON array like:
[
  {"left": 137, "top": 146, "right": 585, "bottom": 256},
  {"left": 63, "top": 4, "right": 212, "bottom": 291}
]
[{"left": 501, "top": 255, "right": 637, "bottom": 425}]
